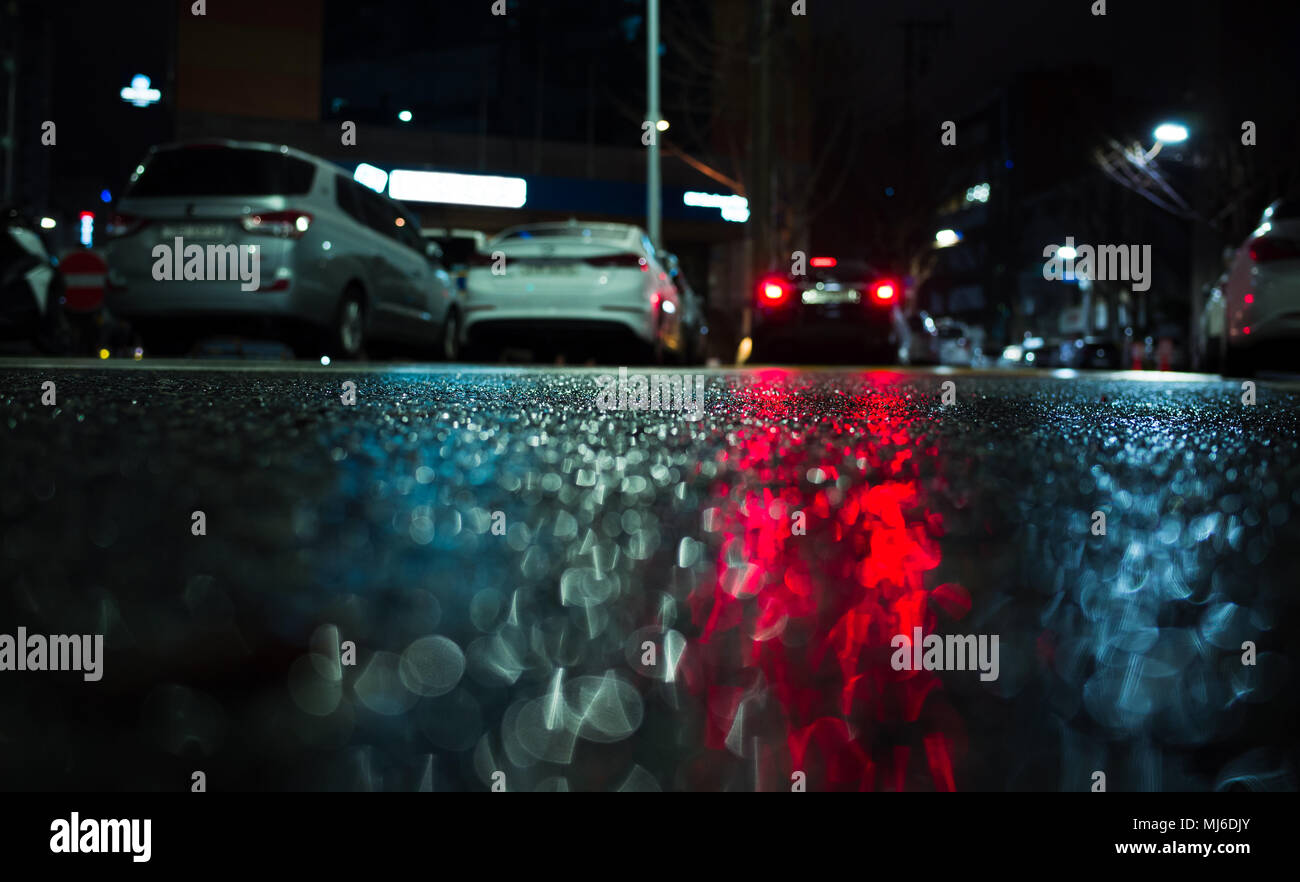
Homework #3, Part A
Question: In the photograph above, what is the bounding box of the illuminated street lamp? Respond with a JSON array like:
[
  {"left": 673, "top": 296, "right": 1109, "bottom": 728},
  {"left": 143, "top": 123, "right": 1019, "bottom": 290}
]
[
  {"left": 1153, "top": 122, "right": 1189, "bottom": 145},
  {"left": 1145, "top": 121, "right": 1189, "bottom": 160}
]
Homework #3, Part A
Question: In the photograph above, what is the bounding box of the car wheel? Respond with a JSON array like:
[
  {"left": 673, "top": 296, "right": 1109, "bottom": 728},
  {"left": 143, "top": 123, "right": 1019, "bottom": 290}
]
[
  {"left": 327, "top": 287, "right": 366, "bottom": 359},
  {"left": 438, "top": 309, "right": 461, "bottom": 361}
]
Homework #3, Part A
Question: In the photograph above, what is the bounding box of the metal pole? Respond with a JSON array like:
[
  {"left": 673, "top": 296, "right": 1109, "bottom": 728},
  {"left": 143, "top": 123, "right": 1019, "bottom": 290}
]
[{"left": 647, "top": 0, "right": 661, "bottom": 249}]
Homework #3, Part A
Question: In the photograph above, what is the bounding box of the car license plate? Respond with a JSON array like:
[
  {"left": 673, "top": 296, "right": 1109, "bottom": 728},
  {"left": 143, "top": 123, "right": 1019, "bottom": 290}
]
[
  {"left": 160, "top": 223, "right": 227, "bottom": 240},
  {"left": 801, "top": 288, "right": 859, "bottom": 304},
  {"left": 519, "top": 262, "right": 580, "bottom": 276}
]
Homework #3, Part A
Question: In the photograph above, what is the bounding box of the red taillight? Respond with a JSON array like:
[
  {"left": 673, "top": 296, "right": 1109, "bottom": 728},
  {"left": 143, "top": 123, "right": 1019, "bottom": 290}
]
[
  {"left": 758, "top": 276, "right": 792, "bottom": 306},
  {"left": 810, "top": 256, "right": 837, "bottom": 268},
  {"left": 106, "top": 212, "right": 147, "bottom": 238},
  {"left": 241, "top": 210, "right": 313, "bottom": 239},
  {"left": 869, "top": 279, "right": 898, "bottom": 303},
  {"left": 585, "top": 253, "right": 649, "bottom": 270},
  {"left": 1250, "top": 236, "right": 1300, "bottom": 263}
]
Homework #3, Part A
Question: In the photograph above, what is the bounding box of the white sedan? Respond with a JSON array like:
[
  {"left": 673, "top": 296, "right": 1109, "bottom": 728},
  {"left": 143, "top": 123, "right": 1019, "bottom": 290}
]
[
  {"left": 461, "top": 221, "right": 683, "bottom": 362},
  {"left": 1221, "top": 199, "right": 1300, "bottom": 375}
]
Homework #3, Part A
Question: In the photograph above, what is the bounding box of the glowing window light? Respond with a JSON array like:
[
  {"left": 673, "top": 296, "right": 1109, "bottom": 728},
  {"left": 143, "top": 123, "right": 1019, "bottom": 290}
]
[
  {"left": 683, "top": 191, "right": 749, "bottom": 223},
  {"left": 353, "top": 163, "right": 389, "bottom": 194},
  {"left": 388, "top": 169, "right": 527, "bottom": 208},
  {"left": 120, "top": 74, "right": 161, "bottom": 107}
]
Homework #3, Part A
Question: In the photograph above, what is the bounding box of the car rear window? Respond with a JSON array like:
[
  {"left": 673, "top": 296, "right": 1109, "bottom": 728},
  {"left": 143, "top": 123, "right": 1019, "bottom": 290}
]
[
  {"left": 130, "top": 148, "right": 316, "bottom": 197},
  {"left": 435, "top": 237, "right": 481, "bottom": 266},
  {"left": 498, "top": 227, "right": 627, "bottom": 243}
]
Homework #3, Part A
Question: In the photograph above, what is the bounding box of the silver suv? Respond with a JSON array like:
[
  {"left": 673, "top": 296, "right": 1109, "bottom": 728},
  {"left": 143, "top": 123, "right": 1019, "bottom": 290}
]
[{"left": 105, "top": 139, "right": 462, "bottom": 359}]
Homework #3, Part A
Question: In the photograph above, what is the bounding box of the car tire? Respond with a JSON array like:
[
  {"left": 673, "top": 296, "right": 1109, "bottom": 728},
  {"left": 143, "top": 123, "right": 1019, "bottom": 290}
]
[
  {"left": 326, "top": 286, "right": 366, "bottom": 359},
  {"left": 438, "top": 308, "right": 461, "bottom": 361}
]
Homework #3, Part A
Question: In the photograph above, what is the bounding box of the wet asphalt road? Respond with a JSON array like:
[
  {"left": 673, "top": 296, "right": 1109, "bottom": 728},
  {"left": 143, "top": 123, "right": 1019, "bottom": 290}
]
[{"left": 1, "top": 360, "right": 1298, "bottom": 792}]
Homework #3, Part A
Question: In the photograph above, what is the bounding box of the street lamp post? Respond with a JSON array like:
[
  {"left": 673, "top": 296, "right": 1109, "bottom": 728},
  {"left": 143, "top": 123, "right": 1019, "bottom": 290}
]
[{"left": 646, "top": 0, "right": 661, "bottom": 250}]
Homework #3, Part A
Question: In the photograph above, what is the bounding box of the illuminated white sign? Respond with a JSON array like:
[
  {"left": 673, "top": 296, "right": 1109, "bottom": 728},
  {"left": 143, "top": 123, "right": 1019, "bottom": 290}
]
[
  {"left": 353, "top": 163, "right": 389, "bottom": 194},
  {"left": 388, "top": 170, "right": 527, "bottom": 208},
  {"left": 683, "top": 191, "right": 749, "bottom": 223},
  {"left": 120, "top": 74, "right": 161, "bottom": 108}
]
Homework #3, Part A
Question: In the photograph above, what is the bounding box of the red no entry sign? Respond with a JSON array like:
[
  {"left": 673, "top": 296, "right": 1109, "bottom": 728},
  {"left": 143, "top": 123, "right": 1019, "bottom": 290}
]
[{"left": 60, "top": 250, "right": 107, "bottom": 312}]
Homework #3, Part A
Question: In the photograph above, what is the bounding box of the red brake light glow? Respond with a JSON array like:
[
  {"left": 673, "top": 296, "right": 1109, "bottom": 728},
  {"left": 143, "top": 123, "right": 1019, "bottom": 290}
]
[
  {"left": 810, "top": 256, "right": 837, "bottom": 268},
  {"left": 870, "top": 280, "right": 898, "bottom": 303},
  {"left": 584, "top": 253, "right": 649, "bottom": 270},
  {"left": 759, "top": 277, "right": 792, "bottom": 306}
]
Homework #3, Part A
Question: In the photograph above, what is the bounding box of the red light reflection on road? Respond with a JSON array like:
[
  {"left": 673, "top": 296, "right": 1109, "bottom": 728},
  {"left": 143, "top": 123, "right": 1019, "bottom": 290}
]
[{"left": 683, "top": 372, "right": 966, "bottom": 790}]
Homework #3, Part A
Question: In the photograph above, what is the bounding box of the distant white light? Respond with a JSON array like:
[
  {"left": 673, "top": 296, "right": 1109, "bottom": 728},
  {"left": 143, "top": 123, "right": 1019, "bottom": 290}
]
[
  {"left": 1153, "top": 123, "right": 1188, "bottom": 144},
  {"left": 398, "top": 110, "right": 413, "bottom": 123},
  {"left": 965, "top": 183, "right": 990, "bottom": 203},
  {"left": 78, "top": 212, "right": 94, "bottom": 247},
  {"left": 40, "top": 216, "right": 57, "bottom": 229},
  {"left": 935, "top": 229, "right": 961, "bottom": 248},
  {"left": 120, "top": 74, "right": 161, "bottom": 107},
  {"left": 656, "top": 119, "right": 670, "bottom": 132},
  {"left": 388, "top": 169, "right": 527, "bottom": 208},
  {"left": 320, "top": 355, "right": 331, "bottom": 365},
  {"left": 1057, "top": 245, "right": 1078, "bottom": 260},
  {"left": 683, "top": 191, "right": 749, "bottom": 223},
  {"left": 353, "top": 163, "right": 389, "bottom": 194}
]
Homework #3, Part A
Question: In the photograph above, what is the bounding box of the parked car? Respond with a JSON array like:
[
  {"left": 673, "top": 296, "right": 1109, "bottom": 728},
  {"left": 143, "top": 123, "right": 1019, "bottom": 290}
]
[
  {"left": 0, "top": 206, "right": 72, "bottom": 353},
  {"left": 104, "top": 139, "right": 462, "bottom": 359},
  {"left": 1194, "top": 272, "right": 1227, "bottom": 372},
  {"left": 462, "top": 220, "right": 683, "bottom": 362},
  {"left": 1220, "top": 197, "right": 1300, "bottom": 375},
  {"left": 661, "top": 251, "right": 706, "bottom": 363},
  {"left": 897, "top": 311, "right": 941, "bottom": 365},
  {"left": 751, "top": 256, "right": 901, "bottom": 363},
  {"left": 999, "top": 334, "right": 1046, "bottom": 367},
  {"left": 931, "top": 317, "right": 983, "bottom": 366},
  {"left": 421, "top": 227, "right": 488, "bottom": 293}
]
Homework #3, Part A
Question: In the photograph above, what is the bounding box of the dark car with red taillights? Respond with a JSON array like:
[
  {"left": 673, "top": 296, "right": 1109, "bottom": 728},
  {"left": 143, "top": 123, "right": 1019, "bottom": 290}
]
[{"left": 751, "top": 256, "right": 902, "bottom": 363}]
